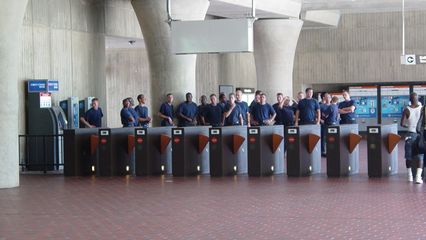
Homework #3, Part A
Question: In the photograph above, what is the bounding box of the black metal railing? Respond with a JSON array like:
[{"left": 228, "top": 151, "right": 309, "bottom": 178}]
[{"left": 18, "top": 134, "right": 64, "bottom": 173}]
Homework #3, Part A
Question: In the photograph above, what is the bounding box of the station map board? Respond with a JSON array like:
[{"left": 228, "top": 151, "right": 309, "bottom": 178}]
[
  {"left": 349, "top": 86, "right": 378, "bottom": 119},
  {"left": 380, "top": 85, "right": 410, "bottom": 118}
]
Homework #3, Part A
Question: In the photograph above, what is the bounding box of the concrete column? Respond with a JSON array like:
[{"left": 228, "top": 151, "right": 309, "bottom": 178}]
[
  {"left": 254, "top": 19, "right": 303, "bottom": 99},
  {"left": 0, "top": 0, "right": 29, "bottom": 188},
  {"left": 132, "top": 0, "right": 209, "bottom": 126}
]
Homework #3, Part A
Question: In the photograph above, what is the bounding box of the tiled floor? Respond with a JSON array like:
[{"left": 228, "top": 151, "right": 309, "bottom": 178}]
[{"left": 1, "top": 141, "right": 426, "bottom": 240}]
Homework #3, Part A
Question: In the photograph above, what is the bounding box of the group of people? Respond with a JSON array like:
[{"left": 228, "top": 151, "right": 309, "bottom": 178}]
[{"left": 114, "top": 88, "right": 356, "bottom": 131}]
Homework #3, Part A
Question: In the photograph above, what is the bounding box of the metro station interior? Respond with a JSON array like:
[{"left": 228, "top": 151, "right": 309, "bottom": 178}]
[{"left": 2, "top": 0, "right": 426, "bottom": 239}]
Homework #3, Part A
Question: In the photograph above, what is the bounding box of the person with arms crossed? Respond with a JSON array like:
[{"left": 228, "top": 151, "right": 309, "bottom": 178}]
[
  {"left": 135, "top": 94, "right": 151, "bottom": 128},
  {"left": 338, "top": 90, "right": 356, "bottom": 124},
  {"left": 80, "top": 98, "right": 103, "bottom": 128}
]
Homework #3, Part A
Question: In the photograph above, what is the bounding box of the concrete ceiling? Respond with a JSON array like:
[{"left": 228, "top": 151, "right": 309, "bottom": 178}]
[{"left": 303, "top": 0, "right": 426, "bottom": 13}]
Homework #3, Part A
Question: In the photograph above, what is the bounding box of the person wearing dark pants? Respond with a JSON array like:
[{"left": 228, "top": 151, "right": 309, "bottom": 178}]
[{"left": 402, "top": 92, "right": 423, "bottom": 184}]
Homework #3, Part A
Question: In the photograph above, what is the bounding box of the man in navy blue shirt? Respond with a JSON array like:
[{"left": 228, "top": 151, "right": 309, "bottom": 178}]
[
  {"left": 273, "top": 94, "right": 295, "bottom": 126},
  {"left": 197, "top": 95, "right": 208, "bottom": 126},
  {"left": 80, "top": 98, "right": 103, "bottom": 128},
  {"left": 218, "top": 93, "right": 227, "bottom": 110},
  {"left": 127, "top": 97, "right": 139, "bottom": 127},
  {"left": 338, "top": 90, "right": 356, "bottom": 124},
  {"left": 224, "top": 93, "right": 243, "bottom": 126},
  {"left": 158, "top": 93, "right": 174, "bottom": 126},
  {"left": 273, "top": 93, "right": 284, "bottom": 125},
  {"left": 176, "top": 92, "right": 198, "bottom": 127},
  {"left": 135, "top": 94, "right": 151, "bottom": 128},
  {"left": 235, "top": 89, "right": 250, "bottom": 126},
  {"left": 121, "top": 98, "right": 135, "bottom": 127},
  {"left": 202, "top": 94, "right": 223, "bottom": 127},
  {"left": 295, "top": 88, "right": 320, "bottom": 126},
  {"left": 319, "top": 93, "right": 332, "bottom": 155},
  {"left": 249, "top": 90, "right": 262, "bottom": 112},
  {"left": 250, "top": 93, "right": 276, "bottom": 126}
]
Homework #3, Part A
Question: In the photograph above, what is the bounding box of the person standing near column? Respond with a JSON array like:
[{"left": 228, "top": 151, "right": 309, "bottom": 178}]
[
  {"left": 401, "top": 92, "right": 423, "bottom": 184},
  {"left": 223, "top": 93, "right": 243, "bottom": 126},
  {"left": 197, "top": 95, "right": 208, "bottom": 126},
  {"left": 121, "top": 98, "right": 135, "bottom": 127},
  {"left": 176, "top": 92, "right": 198, "bottom": 127},
  {"left": 235, "top": 89, "right": 250, "bottom": 127},
  {"left": 273, "top": 93, "right": 285, "bottom": 125},
  {"left": 135, "top": 94, "right": 151, "bottom": 128},
  {"left": 295, "top": 88, "right": 320, "bottom": 126},
  {"left": 250, "top": 93, "right": 276, "bottom": 126},
  {"left": 80, "top": 98, "right": 103, "bottom": 128},
  {"left": 203, "top": 94, "right": 223, "bottom": 127},
  {"left": 158, "top": 93, "right": 174, "bottom": 126},
  {"left": 338, "top": 90, "right": 356, "bottom": 124}
]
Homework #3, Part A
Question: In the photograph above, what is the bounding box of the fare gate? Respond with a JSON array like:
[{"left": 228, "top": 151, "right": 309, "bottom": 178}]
[
  {"left": 64, "top": 128, "right": 98, "bottom": 176},
  {"left": 171, "top": 127, "right": 210, "bottom": 177},
  {"left": 286, "top": 125, "right": 321, "bottom": 177},
  {"left": 209, "top": 126, "right": 247, "bottom": 176},
  {"left": 326, "top": 124, "right": 362, "bottom": 177},
  {"left": 367, "top": 124, "right": 400, "bottom": 177},
  {"left": 247, "top": 126, "right": 285, "bottom": 176}
]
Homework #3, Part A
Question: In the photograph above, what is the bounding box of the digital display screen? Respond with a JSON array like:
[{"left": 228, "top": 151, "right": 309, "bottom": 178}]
[
  {"left": 352, "top": 96, "right": 377, "bottom": 118},
  {"left": 381, "top": 96, "right": 409, "bottom": 118}
]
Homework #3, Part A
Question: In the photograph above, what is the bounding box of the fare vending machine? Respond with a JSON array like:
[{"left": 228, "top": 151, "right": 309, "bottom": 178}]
[
  {"left": 79, "top": 97, "right": 95, "bottom": 121},
  {"left": 349, "top": 86, "right": 378, "bottom": 132},
  {"left": 59, "top": 97, "right": 80, "bottom": 129},
  {"left": 413, "top": 85, "right": 426, "bottom": 106},
  {"left": 380, "top": 86, "right": 410, "bottom": 131}
]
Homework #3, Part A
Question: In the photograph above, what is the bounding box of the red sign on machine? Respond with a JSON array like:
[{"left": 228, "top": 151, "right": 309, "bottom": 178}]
[
  {"left": 328, "top": 136, "right": 335, "bottom": 143},
  {"left": 137, "top": 137, "right": 144, "bottom": 144},
  {"left": 210, "top": 137, "right": 218, "bottom": 144},
  {"left": 249, "top": 137, "right": 256, "bottom": 143},
  {"left": 288, "top": 137, "right": 296, "bottom": 143},
  {"left": 100, "top": 138, "right": 107, "bottom": 144},
  {"left": 173, "top": 138, "right": 180, "bottom": 144}
]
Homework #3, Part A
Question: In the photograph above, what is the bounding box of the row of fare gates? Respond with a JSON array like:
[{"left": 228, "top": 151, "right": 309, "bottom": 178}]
[{"left": 64, "top": 124, "right": 401, "bottom": 178}]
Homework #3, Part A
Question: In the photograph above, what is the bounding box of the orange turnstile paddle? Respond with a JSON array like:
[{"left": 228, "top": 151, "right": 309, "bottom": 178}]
[
  {"left": 90, "top": 135, "right": 99, "bottom": 155},
  {"left": 387, "top": 133, "right": 401, "bottom": 154},
  {"left": 348, "top": 133, "right": 362, "bottom": 153},
  {"left": 198, "top": 134, "right": 209, "bottom": 153},
  {"left": 128, "top": 135, "right": 135, "bottom": 154},
  {"left": 232, "top": 134, "right": 245, "bottom": 154},
  {"left": 307, "top": 134, "right": 320, "bottom": 154},
  {"left": 271, "top": 133, "right": 284, "bottom": 153},
  {"left": 160, "top": 134, "right": 171, "bottom": 154}
]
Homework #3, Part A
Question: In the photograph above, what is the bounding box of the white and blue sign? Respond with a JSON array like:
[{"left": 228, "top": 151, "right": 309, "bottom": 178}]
[
  {"left": 27, "top": 79, "right": 59, "bottom": 92},
  {"left": 28, "top": 80, "right": 48, "bottom": 92},
  {"left": 48, "top": 80, "right": 59, "bottom": 92}
]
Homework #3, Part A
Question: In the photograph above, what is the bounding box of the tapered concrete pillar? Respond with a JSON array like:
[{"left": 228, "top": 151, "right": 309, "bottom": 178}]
[
  {"left": 132, "top": 0, "right": 209, "bottom": 126},
  {"left": 0, "top": 0, "right": 29, "bottom": 188},
  {"left": 254, "top": 19, "right": 303, "bottom": 98}
]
